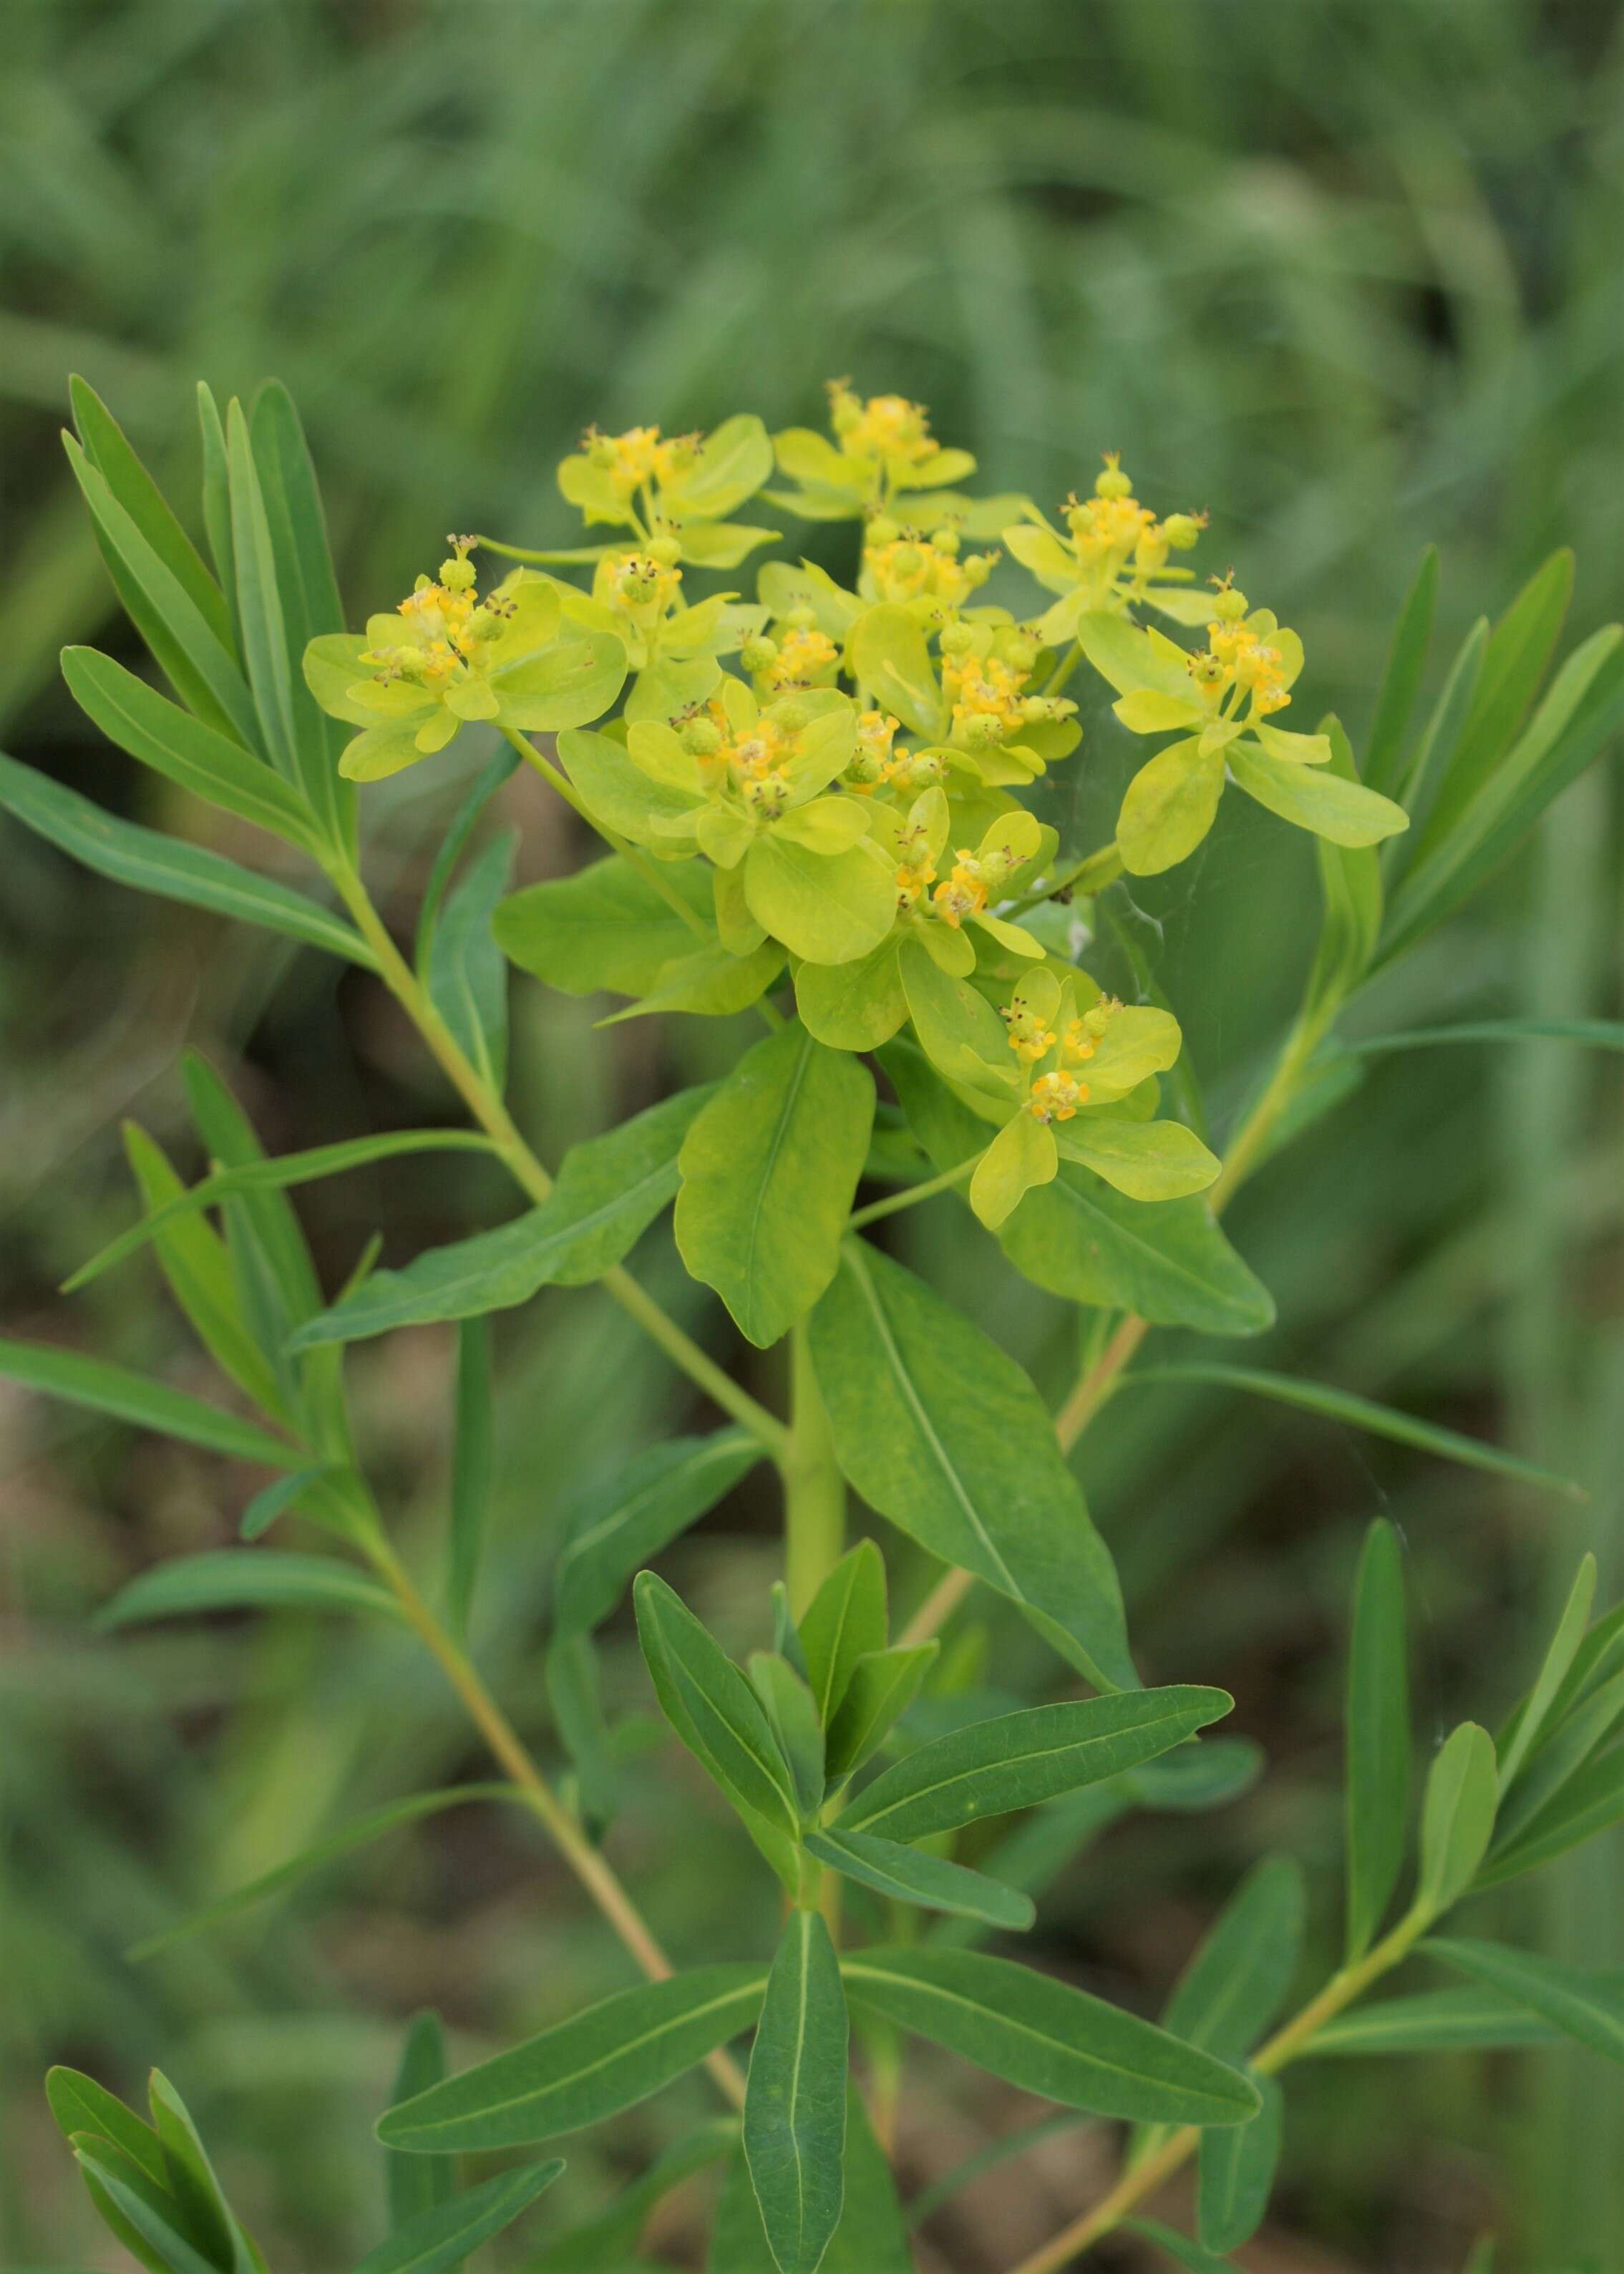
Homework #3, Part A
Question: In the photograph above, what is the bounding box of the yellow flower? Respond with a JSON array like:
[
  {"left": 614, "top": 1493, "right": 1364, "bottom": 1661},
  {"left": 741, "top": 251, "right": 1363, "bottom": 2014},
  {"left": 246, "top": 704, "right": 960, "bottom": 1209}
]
[
  {"left": 1027, "top": 1069, "right": 1086, "bottom": 1123},
  {"left": 829, "top": 382, "right": 939, "bottom": 470},
  {"left": 765, "top": 625, "right": 841, "bottom": 689},
  {"left": 862, "top": 529, "right": 993, "bottom": 611},
  {"left": 943, "top": 651, "right": 1030, "bottom": 748},
  {"left": 583, "top": 424, "right": 695, "bottom": 504},
  {"left": 930, "top": 852, "right": 990, "bottom": 928}
]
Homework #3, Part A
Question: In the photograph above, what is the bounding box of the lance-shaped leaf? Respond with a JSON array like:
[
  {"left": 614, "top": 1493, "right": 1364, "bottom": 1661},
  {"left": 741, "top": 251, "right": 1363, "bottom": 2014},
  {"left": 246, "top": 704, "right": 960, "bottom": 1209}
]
[
  {"left": 1308, "top": 1985, "right": 1571, "bottom": 2058},
  {"left": 146, "top": 2072, "right": 251, "bottom": 2274},
  {"left": 841, "top": 1949, "right": 1259, "bottom": 2126},
  {"left": 1226, "top": 743, "right": 1408, "bottom": 847},
  {"left": 98, "top": 1551, "right": 400, "bottom": 1630},
  {"left": 69, "top": 2137, "right": 222, "bottom": 2274},
  {"left": 744, "top": 1912, "right": 848, "bottom": 2274},
  {"left": 1497, "top": 1555, "right": 1598, "bottom": 1791},
  {"left": 837, "top": 1689, "right": 1227, "bottom": 1843},
  {"left": 808, "top": 1243, "right": 1136, "bottom": 1693},
  {"left": 47, "top": 2070, "right": 167, "bottom": 2186},
  {"left": 1344, "top": 1520, "right": 1411, "bottom": 1960},
  {"left": 1476, "top": 1742, "right": 1624, "bottom": 1888},
  {"left": 69, "top": 376, "right": 234, "bottom": 654},
  {"left": 385, "top": 2013, "right": 453, "bottom": 2233},
  {"left": 0, "top": 1335, "right": 301, "bottom": 1469},
  {"left": 711, "top": 2087, "right": 910, "bottom": 2273},
  {"left": 554, "top": 1431, "right": 763, "bottom": 1638},
  {"left": 62, "top": 648, "right": 319, "bottom": 848},
  {"left": 1416, "top": 1724, "right": 1497, "bottom": 1918},
  {"left": 1362, "top": 545, "right": 1439, "bottom": 796},
  {"left": 824, "top": 1643, "right": 938, "bottom": 1779},
  {"left": 0, "top": 752, "right": 374, "bottom": 967},
  {"left": 1422, "top": 1939, "right": 1624, "bottom": 2068},
  {"left": 1164, "top": 1856, "right": 1305, "bottom": 2064},
  {"left": 797, "top": 1540, "right": 888, "bottom": 1725},
  {"left": 634, "top": 1573, "right": 802, "bottom": 1837},
  {"left": 750, "top": 1654, "right": 826, "bottom": 1817},
  {"left": 352, "top": 2159, "right": 564, "bottom": 2274},
  {"left": 1128, "top": 2217, "right": 1235, "bottom": 2273},
  {"left": 1197, "top": 2077, "right": 1281, "bottom": 2255},
  {"left": 806, "top": 1827, "right": 1034, "bottom": 1931},
  {"left": 291, "top": 1087, "right": 712, "bottom": 1345},
  {"left": 676, "top": 1024, "right": 875, "bottom": 1349},
  {"left": 377, "top": 1966, "right": 767, "bottom": 2150}
]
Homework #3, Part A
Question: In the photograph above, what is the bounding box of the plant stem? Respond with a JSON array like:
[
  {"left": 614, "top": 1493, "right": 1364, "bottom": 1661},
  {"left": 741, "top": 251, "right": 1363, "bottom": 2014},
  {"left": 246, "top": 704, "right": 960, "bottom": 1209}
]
[
  {"left": 847, "top": 1154, "right": 979, "bottom": 1230},
  {"left": 1001, "top": 1908, "right": 1429, "bottom": 2273},
  {"left": 329, "top": 860, "right": 789, "bottom": 1465},
  {"left": 361, "top": 1529, "right": 748, "bottom": 2109},
  {"left": 784, "top": 1318, "right": 845, "bottom": 1617}
]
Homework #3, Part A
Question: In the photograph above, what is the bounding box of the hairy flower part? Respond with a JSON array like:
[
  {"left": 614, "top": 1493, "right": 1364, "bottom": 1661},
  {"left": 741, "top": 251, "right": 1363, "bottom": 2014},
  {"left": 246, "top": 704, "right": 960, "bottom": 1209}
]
[
  {"left": 862, "top": 524, "right": 993, "bottom": 610},
  {"left": 1189, "top": 583, "right": 1291, "bottom": 716},
  {"left": 829, "top": 381, "right": 940, "bottom": 470},
  {"left": 583, "top": 423, "right": 696, "bottom": 503}
]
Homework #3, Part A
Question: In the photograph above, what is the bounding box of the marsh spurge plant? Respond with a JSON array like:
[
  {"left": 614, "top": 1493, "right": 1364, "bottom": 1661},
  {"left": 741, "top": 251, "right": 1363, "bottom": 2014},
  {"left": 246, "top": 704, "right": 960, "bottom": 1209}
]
[{"left": 6, "top": 376, "right": 1624, "bottom": 2274}]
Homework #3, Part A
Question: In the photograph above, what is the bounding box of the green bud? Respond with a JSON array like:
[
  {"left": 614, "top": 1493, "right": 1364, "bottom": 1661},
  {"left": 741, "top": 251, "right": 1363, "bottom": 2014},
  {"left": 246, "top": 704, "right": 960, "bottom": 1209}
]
[
  {"left": 647, "top": 533, "right": 683, "bottom": 567},
  {"left": 784, "top": 604, "right": 817, "bottom": 631},
  {"left": 1212, "top": 585, "right": 1248, "bottom": 621},
  {"left": 939, "top": 623, "right": 975, "bottom": 656},
  {"left": 772, "top": 697, "right": 812, "bottom": 732},
  {"left": 741, "top": 636, "right": 779, "bottom": 673},
  {"left": 932, "top": 526, "right": 961, "bottom": 555},
  {"left": 962, "top": 555, "right": 991, "bottom": 589},
  {"left": 908, "top": 753, "right": 947, "bottom": 786},
  {"left": 1162, "top": 513, "right": 1202, "bottom": 549},
  {"left": 682, "top": 717, "right": 722, "bottom": 757},
  {"left": 865, "top": 514, "right": 900, "bottom": 546},
  {"left": 1095, "top": 463, "right": 1133, "bottom": 500},
  {"left": 998, "top": 634, "right": 1038, "bottom": 674},
  {"left": 958, "top": 713, "right": 1004, "bottom": 752},
  {"left": 440, "top": 557, "right": 477, "bottom": 591}
]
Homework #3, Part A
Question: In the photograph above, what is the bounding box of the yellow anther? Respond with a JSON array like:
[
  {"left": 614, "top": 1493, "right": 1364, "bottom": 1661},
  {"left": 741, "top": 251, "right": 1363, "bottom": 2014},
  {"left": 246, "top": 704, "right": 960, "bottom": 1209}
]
[
  {"left": 828, "top": 380, "right": 939, "bottom": 468},
  {"left": 1029, "top": 1070, "right": 1086, "bottom": 1122},
  {"left": 930, "top": 858, "right": 988, "bottom": 928},
  {"left": 767, "top": 626, "right": 840, "bottom": 688}
]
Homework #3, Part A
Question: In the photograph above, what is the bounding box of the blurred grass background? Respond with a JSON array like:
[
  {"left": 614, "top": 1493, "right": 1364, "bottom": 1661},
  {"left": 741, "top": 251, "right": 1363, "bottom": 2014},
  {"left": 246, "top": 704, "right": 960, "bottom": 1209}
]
[{"left": 3, "top": 1, "right": 1623, "bottom": 2268}]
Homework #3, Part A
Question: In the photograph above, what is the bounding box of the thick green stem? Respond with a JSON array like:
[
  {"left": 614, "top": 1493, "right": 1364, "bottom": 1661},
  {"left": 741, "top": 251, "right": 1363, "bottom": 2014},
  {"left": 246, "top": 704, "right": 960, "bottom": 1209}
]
[{"left": 784, "top": 1318, "right": 845, "bottom": 1616}]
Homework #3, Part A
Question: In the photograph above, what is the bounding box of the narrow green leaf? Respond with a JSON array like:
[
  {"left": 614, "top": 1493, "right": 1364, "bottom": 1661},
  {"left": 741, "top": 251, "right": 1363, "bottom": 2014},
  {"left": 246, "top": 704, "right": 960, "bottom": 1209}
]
[
  {"left": 1413, "top": 550, "right": 1574, "bottom": 860},
  {"left": 1477, "top": 1743, "right": 1624, "bottom": 1887},
  {"left": 239, "top": 1464, "right": 339, "bottom": 1540},
  {"left": 414, "top": 749, "right": 520, "bottom": 972},
  {"left": 749, "top": 1655, "right": 827, "bottom": 1817},
  {"left": 1499, "top": 1555, "right": 1597, "bottom": 1791},
  {"left": 543, "top": 2121, "right": 736, "bottom": 2272},
  {"left": 351, "top": 2159, "right": 563, "bottom": 2274},
  {"left": 711, "top": 2089, "right": 909, "bottom": 2273},
  {"left": 633, "top": 1573, "right": 801, "bottom": 1837},
  {"left": 62, "top": 648, "right": 316, "bottom": 847},
  {"left": 225, "top": 398, "right": 301, "bottom": 781},
  {"left": 545, "top": 1633, "right": 620, "bottom": 1835},
  {"left": 744, "top": 1912, "right": 848, "bottom": 2274},
  {"left": 1163, "top": 1857, "right": 1304, "bottom": 2062},
  {"left": 797, "top": 1541, "right": 888, "bottom": 1726},
  {"left": 1416, "top": 1724, "right": 1498, "bottom": 1918},
  {"left": 65, "top": 433, "right": 261, "bottom": 751},
  {"left": 553, "top": 1431, "right": 762, "bottom": 1638},
  {"left": 248, "top": 379, "right": 355, "bottom": 851},
  {"left": 1490, "top": 1673, "right": 1624, "bottom": 1857},
  {"left": 839, "top": 1689, "right": 1229, "bottom": 1843},
  {"left": 69, "top": 377, "right": 234, "bottom": 656},
  {"left": 809, "top": 1243, "right": 1136, "bottom": 1693},
  {"left": 1344, "top": 1520, "right": 1412, "bottom": 1960},
  {"left": 444, "top": 1321, "right": 492, "bottom": 1636},
  {"left": 0, "top": 1335, "right": 300, "bottom": 1468},
  {"left": 427, "top": 830, "right": 514, "bottom": 1096},
  {"left": 841, "top": 1948, "right": 1259, "bottom": 2126},
  {"left": 386, "top": 2014, "right": 453, "bottom": 2233},
  {"left": 0, "top": 751, "right": 374, "bottom": 966},
  {"left": 125, "top": 1124, "right": 292, "bottom": 1425},
  {"left": 676, "top": 1024, "right": 875, "bottom": 1349},
  {"left": 65, "top": 1130, "right": 497, "bottom": 1294},
  {"left": 1389, "top": 615, "right": 1487, "bottom": 818},
  {"left": 291, "top": 1087, "right": 712, "bottom": 1346},
  {"left": 376, "top": 1966, "right": 767, "bottom": 2151},
  {"left": 1127, "top": 1365, "right": 1582, "bottom": 1499},
  {"left": 1197, "top": 2078, "right": 1280, "bottom": 2254},
  {"left": 806, "top": 1827, "right": 1034, "bottom": 1931},
  {"left": 823, "top": 1643, "right": 937, "bottom": 1779},
  {"left": 98, "top": 1551, "right": 399, "bottom": 1632},
  {"left": 1304, "top": 717, "right": 1384, "bottom": 1012},
  {"left": 197, "top": 384, "right": 235, "bottom": 616},
  {"left": 69, "top": 2140, "right": 220, "bottom": 2274},
  {"left": 1339, "top": 1018, "right": 1624, "bottom": 1059},
  {"left": 146, "top": 2074, "right": 244, "bottom": 2274},
  {"left": 131, "top": 1786, "right": 516, "bottom": 1961},
  {"left": 46, "top": 2071, "right": 166, "bottom": 2185},
  {"left": 1423, "top": 1938, "right": 1624, "bottom": 2067},
  {"left": 1308, "top": 1985, "right": 1570, "bottom": 2057},
  {"left": 1362, "top": 545, "right": 1438, "bottom": 797}
]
